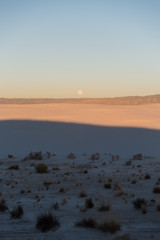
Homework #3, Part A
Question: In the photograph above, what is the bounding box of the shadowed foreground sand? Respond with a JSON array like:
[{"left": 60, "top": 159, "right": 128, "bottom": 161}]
[{"left": 1, "top": 103, "right": 160, "bottom": 130}]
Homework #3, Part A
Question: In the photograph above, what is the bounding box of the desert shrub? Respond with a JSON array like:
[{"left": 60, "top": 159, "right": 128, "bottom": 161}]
[
  {"left": 36, "top": 213, "right": 60, "bottom": 232},
  {"left": 156, "top": 203, "right": 160, "bottom": 211},
  {"left": 98, "top": 203, "right": 110, "bottom": 211},
  {"left": 79, "top": 190, "right": 87, "bottom": 198},
  {"left": 0, "top": 198, "right": 8, "bottom": 212},
  {"left": 24, "top": 151, "right": 43, "bottom": 160},
  {"left": 8, "top": 154, "right": 14, "bottom": 158},
  {"left": 153, "top": 187, "right": 160, "bottom": 193},
  {"left": 75, "top": 218, "right": 97, "bottom": 228},
  {"left": 144, "top": 173, "right": 151, "bottom": 180},
  {"left": 125, "top": 160, "right": 132, "bottom": 166},
  {"left": 67, "top": 153, "right": 76, "bottom": 159},
  {"left": 133, "top": 153, "right": 143, "bottom": 160},
  {"left": 104, "top": 183, "right": 112, "bottom": 189},
  {"left": 35, "top": 163, "right": 48, "bottom": 173},
  {"left": 85, "top": 198, "right": 94, "bottom": 209},
  {"left": 43, "top": 181, "right": 52, "bottom": 190},
  {"left": 114, "top": 233, "right": 132, "bottom": 240},
  {"left": 53, "top": 202, "right": 59, "bottom": 210},
  {"left": 8, "top": 165, "right": 19, "bottom": 170},
  {"left": 133, "top": 198, "right": 147, "bottom": 209},
  {"left": 98, "top": 220, "right": 121, "bottom": 234},
  {"left": 59, "top": 187, "right": 65, "bottom": 193},
  {"left": 10, "top": 205, "right": 23, "bottom": 219},
  {"left": 90, "top": 153, "right": 99, "bottom": 160}
]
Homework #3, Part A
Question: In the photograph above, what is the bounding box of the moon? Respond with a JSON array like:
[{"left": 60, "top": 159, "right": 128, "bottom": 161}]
[{"left": 77, "top": 90, "right": 83, "bottom": 96}]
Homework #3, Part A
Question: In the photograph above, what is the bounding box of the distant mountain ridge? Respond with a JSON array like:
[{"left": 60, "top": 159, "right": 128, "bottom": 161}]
[{"left": 1, "top": 94, "right": 160, "bottom": 105}]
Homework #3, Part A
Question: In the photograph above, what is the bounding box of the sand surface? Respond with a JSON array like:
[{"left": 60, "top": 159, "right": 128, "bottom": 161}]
[{"left": 1, "top": 103, "right": 160, "bottom": 130}]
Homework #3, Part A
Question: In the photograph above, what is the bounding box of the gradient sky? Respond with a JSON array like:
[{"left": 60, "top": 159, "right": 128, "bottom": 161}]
[{"left": 0, "top": 0, "right": 160, "bottom": 98}]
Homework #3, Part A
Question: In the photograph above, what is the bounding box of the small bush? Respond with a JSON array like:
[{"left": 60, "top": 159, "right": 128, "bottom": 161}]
[
  {"left": 79, "top": 190, "right": 87, "bottom": 198},
  {"left": 144, "top": 173, "right": 151, "bottom": 180},
  {"left": 35, "top": 164, "right": 48, "bottom": 173},
  {"left": 67, "top": 153, "right": 76, "bottom": 159},
  {"left": 36, "top": 213, "right": 60, "bottom": 232},
  {"left": 53, "top": 202, "right": 59, "bottom": 210},
  {"left": 153, "top": 187, "right": 160, "bottom": 193},
  {"left": 8, "top": 154, "right": 14, "bottom": 158},
  {"left": 90, "top": 153, "right": 99, "bottom": 160},
  {"left": 8, "top": 165, "right": 19, "bottom": 170},
  {"left": 98, "top": 220, "right": 121, "bottom": 234},
  {"left": 85, "top": 198, "right": 94, "bottom": 209},
  {"left": 75, "top": 218, "right": 96, "bottom": 228},
  {"left": 133, "top": 153, "right": 143, "bottom": 160},
  {"left": 10, "top": 205, "right": 23, "bottom": 219},
  {"left": 114, "top": 233, "right": 132, "bottom": 240},
  {"left": 98, "top": 203, "right": 110, "bottom": 212},
  {"left": 104, "top": 183, "right": 111, "bottom": 189},
  {"left": 0, "top": 198, "right": 8, "bottom": 212},
  {"left": 24, "top": 151, "right": 43, "bottom": 160},
  {"left": 133, "top": 198, "right": 147, "bottom": 209}
]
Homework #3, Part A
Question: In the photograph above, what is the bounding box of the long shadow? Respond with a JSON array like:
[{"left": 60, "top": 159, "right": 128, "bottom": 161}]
[{"left": 0, "top": 120, "right": 160, "bottom": 157}]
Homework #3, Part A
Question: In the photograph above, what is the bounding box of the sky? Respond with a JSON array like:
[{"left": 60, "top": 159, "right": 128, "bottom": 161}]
[{"left": 0, "top": 0, "right": 160, "bottom": 98}]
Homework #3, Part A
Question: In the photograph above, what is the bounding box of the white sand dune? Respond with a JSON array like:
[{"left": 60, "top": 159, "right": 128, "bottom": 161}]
[
  {"left": 0, "top": 103, "right": 160, "bottom": 157},
  {"left": 0, "top": 120, "right": 160, "bottom": 158},
  {"left": 1, "top": 103, "right": 160, "bottom": 129}
]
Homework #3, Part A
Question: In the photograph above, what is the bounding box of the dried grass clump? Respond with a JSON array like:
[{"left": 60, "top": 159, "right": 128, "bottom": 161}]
[
  {"left": 36, "top": 213, "right": 60, "bottom": 232},
  {"left": 35, "top": 163, "right": 48, "bottom": 173},
  {"left": 10, "top": 205, "right": 24, "bottom": 219}
]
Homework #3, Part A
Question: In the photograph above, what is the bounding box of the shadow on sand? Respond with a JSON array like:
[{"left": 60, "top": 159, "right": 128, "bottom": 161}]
[{"left": 0, "top": 120, "right": 160, "bottom": 157}]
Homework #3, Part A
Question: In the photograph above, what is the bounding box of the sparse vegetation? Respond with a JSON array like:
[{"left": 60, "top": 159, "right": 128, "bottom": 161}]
[
  {"left": 153, "top": 187, "right": 160, "bottom": 193},
  {"left": 67, "top": 153, "right": 76, "bottom": 159},
  {"left": 133, "top": 198, "right": 147, "bottom": 210},
  {"left": 79, "top": 190, "right": 87, "bottom": 198},
  {"left": 133, "top": 153, "right": 143, "bottom": 160},
  {"left": 8, "top": 165, "right": 19, "bottom": 170},
  {"left": 90, "top": 153, "right": 99, "bottom": 160},
  {"left": 85, "top": 198, "right": 94, "bottom": 209},
  {"left": 10, "top": 205, "right": 24, "bottom": 219},
  {"left": 75, "top": 218, "right": 97, "bottom": 228},
  {"left": 36, "top": 213, "right": 60, "bottom": 232},
  {"left": 0, "top": 198, "right": 8, "bottom": 212},
  {"left": 98, "top": 203, "right": 110, "bottom": 211},
  {"left": 24, "top": 151, "right": 43, "bottom": 160},
  {"left": 35, "top": 163, "right": 48, "bottom": 173},
  {"left": 97, "top": 220, "right": 121, "bottom": 234}
]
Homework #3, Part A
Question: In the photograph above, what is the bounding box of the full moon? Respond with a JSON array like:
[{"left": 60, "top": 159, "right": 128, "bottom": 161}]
[{"left": 77, "top": 90, "right": 83, "bottom": 96}]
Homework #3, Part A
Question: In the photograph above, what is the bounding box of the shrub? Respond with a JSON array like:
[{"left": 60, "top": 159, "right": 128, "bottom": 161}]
[
  {"left": 67, "top": 153, "right": 76, "bottom": 159},
  {"left": 53, "top": 202, "right": 59, "bottom": 210},
  {"left": 114, "top": 233, "right": 132, "bottom": 240},
  {"left": 36, "top": 213, "right": 60, "bottom": 232},
  {"left": 133, "top": 153, "right": 143, "bottom": 160},
  {"left": 0, "top": 198, "right": 8, "bottom": 212},
  {"left": 75, "top": 218, "right": 97, "bottom": 228},
  {"left": 8, "top": 154, "right": 14, "bottom": 158},
  {"left": 104, "top": 183, "right": 112, "bottom": 189},
  {"left": 153, "top": 187, "right": 160, "bottom": 193},
  {"left": 98, "top": 220, "right": 121, "bottom": 234},
  {"left": 79, "top": 190, "right": 87, "bottom": 198},
  {"left": 35, "top": 164, "right": 48, "bottom": 173},
  {"left": 98, "top": 203, "right": 110, "bottom": 212},
  {"left": 133, "top": 198, "right": 147, "bottom": 209},
  {"left": 90, "top": 153, "right": 99, "bottom": 160},
  {"left": 85, "top": 198, "right": 94, "bottom": 209},
  {"left": 8, "top": 165, "right": 19, "bottom": 170},
  {"left": 24, "top": 151, "right": 43, "bottom": 160},
  {"left": 10, "top": 205, "right": 23, "bottom": 219},
  {"left": 144, "top": 173, "right": 151, "bottom": 180}
]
